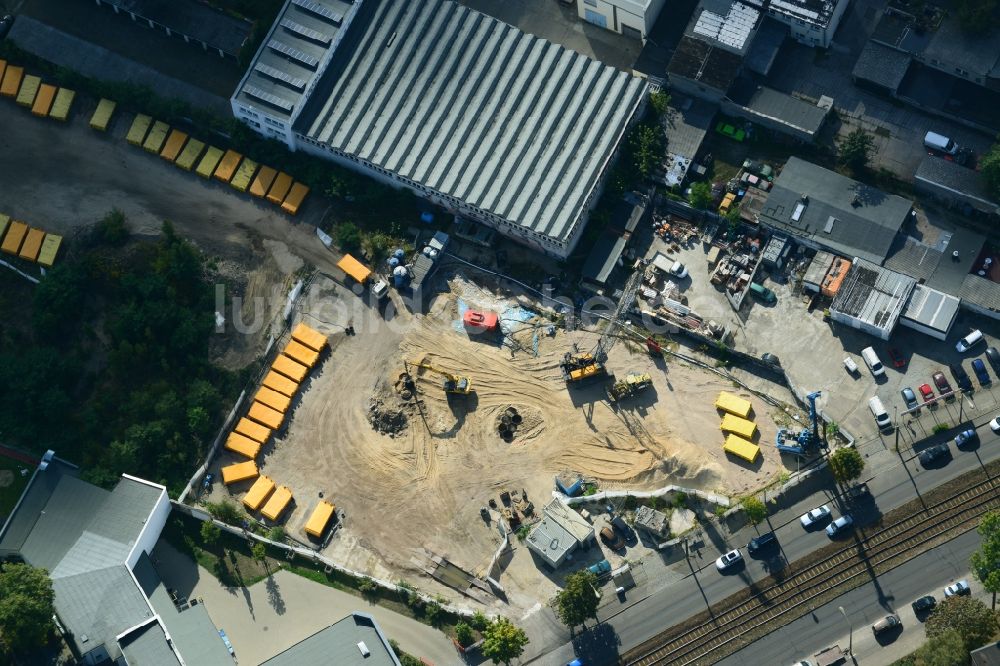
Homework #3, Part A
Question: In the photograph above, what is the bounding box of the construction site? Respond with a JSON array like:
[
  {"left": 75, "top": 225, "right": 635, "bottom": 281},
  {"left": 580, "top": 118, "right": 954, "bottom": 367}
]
[{"left": 206, "top": 268, "right": 791, "bottom": 614}]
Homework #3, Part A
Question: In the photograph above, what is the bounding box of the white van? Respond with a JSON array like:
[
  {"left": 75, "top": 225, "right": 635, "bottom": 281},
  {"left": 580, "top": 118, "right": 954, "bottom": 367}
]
[
  {"left": 924, "top": 131, "right": 959, "bottom": 155},
  {"left": 956, "top": 329, "right": 984, "bottom": 353},
  {"left": 861, "top": 347, "right": 885, "bottom": 377},
  {"left": 869, "top": 396, "right": 891, "bottom": 430}
]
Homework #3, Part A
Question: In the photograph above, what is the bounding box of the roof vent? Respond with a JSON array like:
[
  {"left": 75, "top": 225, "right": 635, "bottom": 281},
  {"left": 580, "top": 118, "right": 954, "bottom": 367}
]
[
  {"left": 357, "top": 641, "right": 371, "bottom": 657},
  {"left": 824, "top": 216, "right": 836, "bottom": 233}
]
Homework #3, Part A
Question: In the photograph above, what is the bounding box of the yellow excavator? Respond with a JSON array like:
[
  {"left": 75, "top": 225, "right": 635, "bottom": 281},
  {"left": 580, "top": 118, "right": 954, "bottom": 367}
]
[{"left": 405, "top": 360, "right": 473, "bottom": 395}]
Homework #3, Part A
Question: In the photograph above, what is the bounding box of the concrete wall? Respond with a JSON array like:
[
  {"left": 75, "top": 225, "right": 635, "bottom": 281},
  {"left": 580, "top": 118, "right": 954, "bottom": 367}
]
[
  {"left": 830, "top": 310, "right": 892, "bottom": 341},
  {"left": 720, "top": 98, "right": 823, "bottom": 143},
  {"left": 576, "top": 0, "right": 665, "bottom": 39},
  {"left": 668, "top": 76, "right": 727, "bottom": 104},
  {"left": 126, "top": 478, "right": 172, "bottom": 569}
]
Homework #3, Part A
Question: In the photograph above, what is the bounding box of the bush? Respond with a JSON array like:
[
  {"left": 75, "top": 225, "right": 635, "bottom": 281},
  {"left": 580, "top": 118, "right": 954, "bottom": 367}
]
[
  {"left": 359, "top": 578, "right": 379, "bottom": 597},
  {"left": 424, "top": 602, "right": 443, "bottom": 626},
  {"left": 200, "top": 520, "right": 221, "bottom": 546},
  {"left": 267, "top": 527, "right": 285, "bottom": 543},
  {"left": 933, "top": 423, "right": 950, "bottom": 434},
  {"left": 470, "top": 610, "right": 490, "bottom": 632},
  {"left": 205, "top": 500, "right": 244, "bottom": 525},
  {"left": 335, "top": 222, "right": 362, "bottom": 253},
  {"left": 623, "top": 495, "right": 638, "bottom": 510},
  {"left": 688, "top": 182, "right": 713, "bottom": 210},
  {"left": 92, "top": 209, "right": 130, "bottom": 247},
  {"left": 672, "top": 492, "right": 688, "bottom": 509},
  {"left": 515, "top": 525, "right": 531, "bottom": 542}
]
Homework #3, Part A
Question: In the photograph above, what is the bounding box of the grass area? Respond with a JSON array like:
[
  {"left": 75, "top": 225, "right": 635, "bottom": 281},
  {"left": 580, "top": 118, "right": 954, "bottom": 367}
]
[{"left": 0, "top": 456, "right": 32, "bottom": 521}]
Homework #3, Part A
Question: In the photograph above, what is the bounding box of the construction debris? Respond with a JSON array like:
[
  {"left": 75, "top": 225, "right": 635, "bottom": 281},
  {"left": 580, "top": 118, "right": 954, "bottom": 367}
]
[{"left": 367, "top": 398, "right": 408, "bottom": 436}]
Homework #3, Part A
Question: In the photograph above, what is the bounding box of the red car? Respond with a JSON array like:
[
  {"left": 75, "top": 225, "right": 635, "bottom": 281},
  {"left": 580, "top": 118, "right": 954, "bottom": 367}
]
[
  {"left": 888, "top": 347, "right": 906, "bottom": 368},
  {"left": 918, "top": 383, "right": 935, "bottom": 402}
]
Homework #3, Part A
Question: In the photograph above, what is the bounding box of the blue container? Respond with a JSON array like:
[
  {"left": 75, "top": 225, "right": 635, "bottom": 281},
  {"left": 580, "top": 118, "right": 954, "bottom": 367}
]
[
  {"left": 388, "top": 257, "right": 400, "bottom": 268},
  {"left": 393, "top": 248, "right": 406, "bottom": 260}
]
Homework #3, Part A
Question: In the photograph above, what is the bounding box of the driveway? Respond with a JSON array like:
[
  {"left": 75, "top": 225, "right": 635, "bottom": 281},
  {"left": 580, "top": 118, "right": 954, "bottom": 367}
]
[{"left": 152, "top": 541, "right": 458, "bottom": 665}]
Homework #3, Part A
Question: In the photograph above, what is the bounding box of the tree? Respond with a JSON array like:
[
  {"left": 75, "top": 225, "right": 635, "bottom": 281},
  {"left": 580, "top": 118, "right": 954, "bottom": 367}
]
[
  {"left": 980, "top": 143, "right": 1000, "bottom": 200},
  {"left": 742, "top": 496, "right": 767, "bottom": 525},
  {"left": 454, "top": 621, "right": 475, "bottom": 648},
  {"left": 205, "top": 499, "right": 244, "bottom": 525},
  {"left": 200, "top": 520, "right": 221, "bottom": 546},
  {"left": 912, "top": 629, "right": 969, "bottom": 666},
  {"left": 251, "top": 542, "right": 267, "bottom": 563},
  {"left": 838, "top": 128, "right": 875, "bottom": 172},
  {"left": 688, "top": 182, "right": 713, "bottom": 210},
  {"left": 649, "top": 89, "right": 671, "bottom": 117},
  {"left": 481, "top": 617, "right": 529, "bottom": 665},
  {"left": 954, "top": 0, "right": 997, "bottom": 34},
  {"left": 0, "top": 563, "right": 56, "bottom": 655},
  {"left": 555, "top": 570, "right": 600, "bottom": 631},
  {"left": 268, "top": 526, "right": 286, "bottom": 543},
  {"left": 926, "top": 595, "right": 998, "bottom": 651},
  {"left": 335, "top": 222, "right": 362, "bottom": 252},
  {"left": 469, "top": 610, "right": 490, "bottom": 631},
  {"left": 828, "top": 447, "right": 865, "bottom": 485},
  {"left": 629, "top": 124, "right": 664, "bottom": 178},
  {"left": 971, "top": 510, "right": 1000, "bottom": 609}
]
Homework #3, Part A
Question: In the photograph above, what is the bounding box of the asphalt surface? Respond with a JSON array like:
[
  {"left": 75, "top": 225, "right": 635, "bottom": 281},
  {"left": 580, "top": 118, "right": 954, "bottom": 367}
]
[
  {"left": 717, "top": 529, "right": 986, "bottom": 666},
  {"left": 531, "top": 417, "right": 1000, "bottom": 665}
]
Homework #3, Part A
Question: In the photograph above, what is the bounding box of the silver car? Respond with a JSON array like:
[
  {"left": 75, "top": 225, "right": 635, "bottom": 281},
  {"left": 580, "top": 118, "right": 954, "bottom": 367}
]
[{"left": 800, "top": 505, "right": 831, "bottom": 528}]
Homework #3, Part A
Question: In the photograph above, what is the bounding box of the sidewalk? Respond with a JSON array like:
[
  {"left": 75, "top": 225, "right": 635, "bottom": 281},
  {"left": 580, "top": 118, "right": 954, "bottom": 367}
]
[{"left": 153, "top": 542, "right": 458, "bottom": 666}]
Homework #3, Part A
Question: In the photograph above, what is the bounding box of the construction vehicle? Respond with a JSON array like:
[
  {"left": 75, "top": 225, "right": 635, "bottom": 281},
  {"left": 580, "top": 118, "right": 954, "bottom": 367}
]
[
  {"left": 561, "top": 262, "right": 645, "bottom": 385},
  {"left": 606, "top": 373, "right": 652, "bottom": 403},
  {"left": 405, "top": 360, "right": 473, "bottom": 395},
  {"left": 775, "top": 390, "right": 825, "bottom": 455}
]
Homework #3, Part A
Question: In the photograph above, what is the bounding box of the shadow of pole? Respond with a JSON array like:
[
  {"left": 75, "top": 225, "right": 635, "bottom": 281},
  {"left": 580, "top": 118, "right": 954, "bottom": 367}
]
[
  {"left": 685, "top": 545, "right": 717, "bottom": 623},
  {"left": 896, "top": 447, "right": 928, "bottom": 513}
]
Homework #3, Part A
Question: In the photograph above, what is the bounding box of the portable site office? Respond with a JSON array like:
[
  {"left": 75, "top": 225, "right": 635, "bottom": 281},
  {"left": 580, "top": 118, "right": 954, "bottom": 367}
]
[
  {"left": 719, "top": 414, "right": 757, "bottom": 440},
  {"left": 336, "top": 254, "right": 372, "bottom": 284},
  {"left": 214, "top": 150, "right": 243, "bottom": 183},
  {"left": 262, "top": 370, "right": 299, "bottom": 397},
  {"left": 283, "top": 341, "right": 319, "bottom": 368},
  {"left": 234, "top": 416, "right": 271, "bottom": 444},
  {"left": 224, "top": 432, "right": 262, "bottom": 459},
  {"left": 31, "top": 84, "right": 56, "bottom": 117},
  {"left": 18, "top": 228, "right": 45, "bottom": 262},
  {"left": 290, "top": 322, "right": 327, "bottom": 352},
  {"left": 281, "top": 183, "right": 310, "bottom": 216},
  {"left": 89, "top": 98, "right": 116, "bottom": 131},
  {"left": 266, "top": 172, "right": 293, "bottom": 204},
  {"left": 254, "top": 386, "right": 291, "bottom": 414},
  {"left": 0, "top": 65, "right": 23, "bottom": 98},
  {"left": 305, "top": 501, "right": 336, "bottom": 538},
  {"left": 176, "top": 139, "right": 206, "bottom": 171},
  {"left": 261, "top": 486, "right": 293, "bottom": 522},
  {"left": 49, "top": 88, "right": 75, "bottom": 121},
  {"left": 715, "top": 391, "right": 752, "bottom": 418},
  {"left": 723, "top": 434, "right": 760, "bottom": 463},
  {"left": 126, "top": 114, "right": 153, "bottom": 146},
  {"left": 271, "top": 354, "right": 308, "bottom": 382},
  {"left": 1, "top": 221, "right": 28, "bottom": 255},
  {"left": 196, "top": 146, "right": 225, "bottom": 178},
  {"left": 249, "top": 166, "right": 277, "bottom": 198},
  {"left": 143, "top": 121, "right": 170, "bottom": 154},
  {"left": 248, "top": 401, "right": 284, "bottom": 430},
  {"left": 243, "top": 475, "right": 276, "bottom": 511},
  {"left": 221, "top": 460, "right": 258, "bottom": 485},
  {"left": 16, "top": 74, "right": 41, "bottom": 107},
  {"left": 160, "top": 130, "right": 189, "bottom": 162},
  {"left": 37, "top": 234, "right": 62, "bottom": 268},
  {"left": 230, "top": 159, "right": 258, "bottom": 192}
]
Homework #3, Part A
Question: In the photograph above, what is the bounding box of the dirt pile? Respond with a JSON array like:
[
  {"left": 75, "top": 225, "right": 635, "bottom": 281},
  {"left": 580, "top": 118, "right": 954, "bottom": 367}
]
[{"left": 367, "top": 397, "right": 408, "bottom": 436}]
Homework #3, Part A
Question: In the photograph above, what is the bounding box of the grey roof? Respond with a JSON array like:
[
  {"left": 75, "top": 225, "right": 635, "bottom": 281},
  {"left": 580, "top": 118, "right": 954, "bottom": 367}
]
[
  {"left": 883, "top": 222, "right": 985, "bottom": 297},
  {"left": 634, "top": 505, "right": 668, "bottom": 535},
  {"left": 120, "top": 622, "right": 182, "bottom": 666},
  {"left": 830, "top": 258, "right": 916, "bottom": 330},
  {"left": 232, "top": 0, "right": 351, "bottom": 122},
  {"left": 543, "top": 499, "right": 594, "bottom": 544},
  {"left": 759, "top": 157, "right": 912, "bottom": 264},
  {"left": 914, "top": 156, "right": 999, "bottom": 213},
  {"left": 686, "top": 0, "right": 762, "bottom": 56},
  {"left": 744, "top": 17, "right": 787, "bottom": 76},
  {"left": 262, "top": 613, "right": 400, "bottom": 666},
  {"left": 296, "top": 0, "right": 646, "bottom": 245},
  {"left": 921, "top": 13, "right": 1000, "bottom": 79},
  {"left": 105, "top": 0, "right": 252, "bottom": 56},
  {"left": 971, "top": 639, "right": 1000, "bottom": 666},
  {"left": 526, "top": 515, "right": 578, "bottom": 567},
  {"left": 662, "top": 94, "right": 714, "bottom": 160},
  {"left": 735, "top": 85, "right": 828, "bottom": 137},
  {"left": 0, "top": 458, "right": 77, "bottom": 560},
  {"left": 802, "top": 250, "right": 835, "bottom": 287},
  {"left": 19, "top": 474, "right": 111, "bottom": 572},
  {"left": 53, "top": 565, "right": 155, "bottom": 656},
  {"left": 961, "top": 274, "right": 1000, "bottom": 314},
  {"left": 852, "top": 41, "right": 911, "bottom": 92},
  {"left": 583, "top": 231, "right": 627, "bottom": 286},
  {"left": 901, "top": 284, "right": 959, "bottom": 334},
  {"left": 767, "top": 0, "right": 841, "bottom": 28},
  {"left": 668, "top": 35, "right": 743, "bottom": 93}
]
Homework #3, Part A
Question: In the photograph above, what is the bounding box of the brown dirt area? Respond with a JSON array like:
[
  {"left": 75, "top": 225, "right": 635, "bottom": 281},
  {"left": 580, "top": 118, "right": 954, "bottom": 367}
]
[{"left": 219, "top": 275, "right": 788, "bottom": 613}]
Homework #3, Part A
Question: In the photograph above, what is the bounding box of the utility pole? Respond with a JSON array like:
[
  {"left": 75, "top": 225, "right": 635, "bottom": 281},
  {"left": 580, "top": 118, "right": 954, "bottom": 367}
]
[{"left": 838, "top": 606, "right": 853, "bottom": 655}]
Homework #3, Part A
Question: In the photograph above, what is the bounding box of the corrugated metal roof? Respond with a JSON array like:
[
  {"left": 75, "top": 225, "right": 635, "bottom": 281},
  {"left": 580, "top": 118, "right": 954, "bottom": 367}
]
[{"left": 296, "top": 0, "right": 646, "bottom": 245}]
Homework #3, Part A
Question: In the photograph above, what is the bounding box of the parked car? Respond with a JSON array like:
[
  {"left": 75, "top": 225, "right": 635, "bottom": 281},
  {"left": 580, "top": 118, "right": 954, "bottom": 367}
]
[
  {"left": 956, "top": 329, "right": 984, "bottom": 353},
  {"left": 950, "top": 364, "right": 973, "bottom": 392},
  {"left": 972, "top": 358, "right": 991, "bottom": 386},
  {"left": 944, "top": 580, "right": 971, "bottom": 597},
  {"left": 872, "top": 614, "right": 901, "bottom": 635},
  {"left": 901, "top": 387, "right": 918, "bottom": 411},
  {"left": 761, "top": 353, "right": 781, "bottom": 367},
  {"left": 991, "top": 416, "right": 1000, "bottom": 434},
  {"left": 888, "top": 348, "right": 906, "bottom": 368},
  {"left": 986, "top": 347, "right": 1000, "bottom": 373},
  {"left": 747, "top": 531, "right": 777, "bottom": 555},
  {"left": 600, "top": 527, "right": 624, "bottom": 550},
  {"left": 919, "top": 444, "right": 950, "bottom": 466},
  {"left": 668, "top": 261, "right": 689, "bottom": 279},
  {"left": 919, "top": 383, "right": 935, "bottom": 403},
  {"left": 715, "top": 548, "right": 743, "bottom": 571},
  {"left": 911, "top": 595, "right": 936, "bottom": 613},
  {"left": 588, "top": 559, "right": 611, "bottom": 576},
  {"left": 800, "top": 505, "right": 831, "bottom": 528},
  {"left": 933, "top": 371, "right": 953, "bottom": 398},
  {"left": 749, "top": 282, "right": 777, "bottom": 304},
  {"left": 955, "top": 428, "right": 978, "bottom": 447},
  {"left": 826, "top": 514, "right": 854, "bottom": 538}
]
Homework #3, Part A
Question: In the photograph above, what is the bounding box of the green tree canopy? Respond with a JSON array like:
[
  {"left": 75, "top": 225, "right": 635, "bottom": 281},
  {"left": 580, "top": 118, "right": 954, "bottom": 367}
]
[
  {"left": 829, "top": 447, "right": 865, "bottom": 484},
  {"left": 200, "top": 520, "right": 221, "bottom": 546},
  {"left": 688, "top": 182, "right": 713, "bottom": 210},
  {"left": 649, "top": 89, "right": 671, "bottom": 117},
  {"left": 454, "top": 621, "right": 475, "bottom": 648},
  {"left": 0, "top": 563, "right": 55, "bottom": 656},
  {"left": 629, "top": 124, "right": 664, "bottom": 179},
  {"left": 481, "top": 617, "right": 529, "bottom": 665},
  {"left": 971, "top": 510, "right": 1000, "bottom": 609},
  {"left": 555, "top": 570, "right": 601, "bottom": 630},
  {"left": 980, "top": 143, "right": 1000, "bottom": 200},
  {"left": 742, "top": 496, "right": 767, "bottom": 525},
  {"left": 954, "top": 0, "right": 998, "bottom": 34},
  {"left": 926, "top": 595, "right": 998, "bottom": 651},
  {"left": 839, "top": 129, "right": 875, "bottom": 172},
  {"left": 912, "top": 628, "right": 969, "bottom": 666}
]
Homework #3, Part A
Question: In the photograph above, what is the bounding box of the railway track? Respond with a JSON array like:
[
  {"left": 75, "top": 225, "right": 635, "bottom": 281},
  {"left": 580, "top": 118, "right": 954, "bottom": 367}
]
[{"left": 624, "top": 476, "right": 1000, "bottom": 666}]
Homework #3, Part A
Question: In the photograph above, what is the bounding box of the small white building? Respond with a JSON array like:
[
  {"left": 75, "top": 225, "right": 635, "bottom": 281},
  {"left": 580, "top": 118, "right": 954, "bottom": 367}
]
[
  {"left": 764, "top": 0, "right": 849, "bottom": 48},
  {"left": 526, "top": 499, "right": 596, "bottom": 569},
  {"left": 576, "top": 0, "right": 668, "bottom": 42}
]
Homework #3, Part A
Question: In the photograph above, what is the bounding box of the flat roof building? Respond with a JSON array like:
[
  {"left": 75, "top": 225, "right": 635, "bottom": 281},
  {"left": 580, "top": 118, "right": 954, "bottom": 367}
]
[
  {"left": 763, "top": 0, "right": 848, "bottom": 48},
  {"left": 914, "top": 156, "right": 1000, "bottom": 216},
  {"left": 575, "top": 0, "right": 669, "bottom": 42},
  {"left": 526, "top": 499, "right": 595, "bottom": 568},
  {"left": 634, "top": 505, "right": 668, "bottom": 537},
  {"left": 232, "top": 0, "right": 647, "bottom": 259},
  {"left": 899, "top": 283, "right": 960, "bottom": 340},
  {"left": 829, "top": 258, "right": 916, "bottom": 340},
  {"left": 261, "top": 612, "right": 400, "bottom": 666}
]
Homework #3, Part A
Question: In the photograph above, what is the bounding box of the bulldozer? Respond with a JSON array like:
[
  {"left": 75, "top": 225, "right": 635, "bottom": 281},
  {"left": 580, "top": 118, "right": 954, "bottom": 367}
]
[
  {"left": 405, "top": 360, "right": 473, "bottom": 395},
  {"left": 606, "top": 372, "right": 652, "bottom": 403}
]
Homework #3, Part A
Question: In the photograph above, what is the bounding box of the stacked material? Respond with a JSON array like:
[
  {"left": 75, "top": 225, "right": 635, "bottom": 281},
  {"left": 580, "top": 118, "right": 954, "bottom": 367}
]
[
  {"left": 143, "top": 121, "right": 170, "bottom": 153},
  {"left": 127, "top": 114, "right": 153, "bottom": 145},
  {"left": 196, "top": 146, "right": 225, "bottom": 178},
  {"left": 715, "top": 391, "right": 752, "bottom": 418},
  {"left": 0, "top": 214, "right": 62, "bottom": 267},
  {"left": 214, "top": 149, "right": 243, "bottom": 183},
  {"left": 176, "top": 139, "right": 206, "bottom": 171},
  {"left": 719, "top": 413, "right": 757, "bottom": 440},
  {"left": 230, "top": 159, "right": 258, "bottom": 192},
  {"left": 715, "top": 392, "right": 760, "bottom": 463},
  {"left": 31, "top": 83, "right": 56, "bottom": 116},
  {"left": 723, "top": 434, "right": 760, "bottom": 463}
]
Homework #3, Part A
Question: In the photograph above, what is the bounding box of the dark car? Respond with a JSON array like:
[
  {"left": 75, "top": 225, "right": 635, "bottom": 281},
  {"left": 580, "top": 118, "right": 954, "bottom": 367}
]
[
  {"left": 901, "top": 387, "right": 918, "bottom": 411},
  {"left": 600, "top": 527, "right": 625, "bottom": 551},
  {"left": 933, "top": 371, "right": 954, "bottom": 398},
  {"left": 950, "top": 364, "right": 973, "bottom": 392},
  {"left": 919, "top": 443, "right": 950, "bottom": 466},
  {"left": 747, "top": 531, "right": 777, "bottom": 555},
  {"left": 888, "top": 347, "right": 906, "bottom": 368},
  {"left": 986, "top": 347, "right": 1000, "bottom": 374},
  {"left": 955, "top": 428, "right": 978, "bottom": 447},
  {"left": 972, "top": 358, "right": 991, "bottom": 386},
  {"left": 912, "top": 595, "right": 936, "bottom": 614}
]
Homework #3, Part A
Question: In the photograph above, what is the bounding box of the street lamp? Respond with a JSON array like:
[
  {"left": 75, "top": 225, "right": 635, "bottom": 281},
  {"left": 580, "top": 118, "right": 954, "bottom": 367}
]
[{"left": 838, "top": 606, "right": 853, "bottom": 655}]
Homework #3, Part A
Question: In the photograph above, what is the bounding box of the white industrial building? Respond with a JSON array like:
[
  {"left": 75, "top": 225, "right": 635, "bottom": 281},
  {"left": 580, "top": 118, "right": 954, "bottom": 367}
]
[
  {"left": 576, "top": 0, "right": 668, "bottom": 42},
  {"left": 231, "top": 0, "right": 647, "bottom": 259},
  {"left": 764, "top": 0, "right": 847, "bottom": 48}
]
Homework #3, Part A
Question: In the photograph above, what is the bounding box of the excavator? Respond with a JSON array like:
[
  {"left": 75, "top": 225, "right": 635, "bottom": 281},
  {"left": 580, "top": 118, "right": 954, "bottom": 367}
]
[{"left": 405, "top": 360, "right": 473, "bottom": 395}]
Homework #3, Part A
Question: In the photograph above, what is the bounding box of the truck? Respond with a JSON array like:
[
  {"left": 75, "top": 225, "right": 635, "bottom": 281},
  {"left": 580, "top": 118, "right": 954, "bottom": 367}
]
[{"left": 606, "top": 373, "right": 652, "bottom": 402}]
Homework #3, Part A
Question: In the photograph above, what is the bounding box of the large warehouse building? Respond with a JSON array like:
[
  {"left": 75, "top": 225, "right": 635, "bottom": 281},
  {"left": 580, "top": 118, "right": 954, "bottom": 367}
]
[{"left": 231, "top": 0, "right": 648, "bottom": 258}]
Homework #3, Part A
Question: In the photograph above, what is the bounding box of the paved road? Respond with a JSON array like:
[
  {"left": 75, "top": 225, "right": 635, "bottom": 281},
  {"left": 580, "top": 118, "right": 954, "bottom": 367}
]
[
  {"left": 717, "top": 529, "right": 986, "bottom": 666},
  {"left": 529, "top": 417, "right": 1000, "bottom": 665}
]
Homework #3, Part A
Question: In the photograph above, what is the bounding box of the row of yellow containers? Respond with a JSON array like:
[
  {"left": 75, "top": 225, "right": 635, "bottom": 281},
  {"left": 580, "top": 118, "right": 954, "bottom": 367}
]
[
  {"left": 125, "top": 114, "right": 310, "bottom": 215},
  {"left": 716, "top": 392, "right": 761, "bottom": 463},
  {"left": 0, "top": 60, "right": 75, "bottom": 121},
  {"left": 215, "top": 465, "right": 335, "bottom": 536},
  {"left": 0, "top": 215, "right": 63, "bottom": 267}
]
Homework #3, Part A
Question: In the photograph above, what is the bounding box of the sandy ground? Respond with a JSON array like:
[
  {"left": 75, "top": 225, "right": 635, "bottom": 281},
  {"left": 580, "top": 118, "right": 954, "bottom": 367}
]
[{"left": 226, "top": 276, "right": 787, "bottom": 614}]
